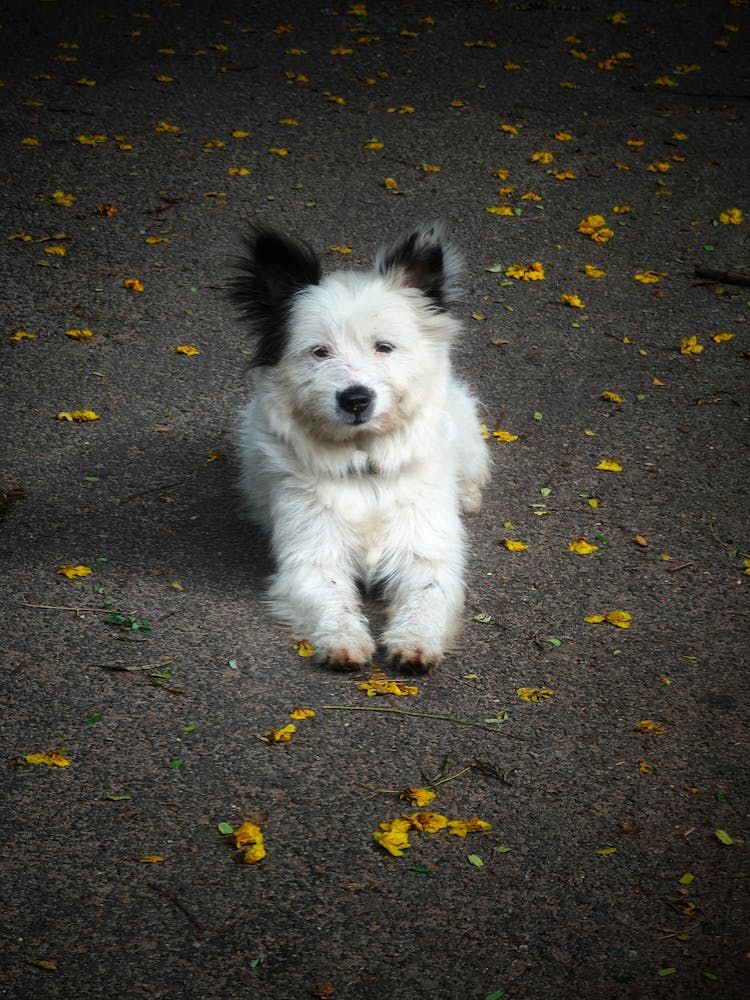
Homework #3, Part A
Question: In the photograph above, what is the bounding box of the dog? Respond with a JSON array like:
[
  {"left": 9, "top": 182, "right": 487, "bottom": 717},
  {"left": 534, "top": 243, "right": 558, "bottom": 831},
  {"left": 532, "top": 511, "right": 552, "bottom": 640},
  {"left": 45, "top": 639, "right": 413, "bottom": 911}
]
[{"left": 232, "top": 222, "right": 490, "bottom": 673}]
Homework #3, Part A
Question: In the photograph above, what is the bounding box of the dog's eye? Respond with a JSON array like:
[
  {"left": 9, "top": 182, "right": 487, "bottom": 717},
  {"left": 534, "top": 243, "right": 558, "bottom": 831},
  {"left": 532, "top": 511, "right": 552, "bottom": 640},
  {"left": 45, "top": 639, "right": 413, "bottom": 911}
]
[
  {"left": 375, "top": 342, "right": 395, "bottom": 354},
  {"left": 311, "top": 346, "right": 331, "bottom": 359}
]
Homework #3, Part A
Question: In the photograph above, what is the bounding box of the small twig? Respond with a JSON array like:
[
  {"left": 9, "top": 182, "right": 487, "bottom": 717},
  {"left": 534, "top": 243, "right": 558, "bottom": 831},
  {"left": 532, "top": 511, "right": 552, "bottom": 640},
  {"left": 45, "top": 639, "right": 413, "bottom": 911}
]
[
  {"left": 666, "top": 562, "right": 694, "bottom": 573},
  {"left": 148, "top": 884, "right": 205, "bottom": 937},
  {"left": 21, "top": 602, "right": 116, "bottom": 614},
  {"left": 364, "top": 764, "right": 475, "bottom": 800},
  {"left": 694, "top": 264, "right": 750, "bottom": 287},
  {"left": 120, "top": 480, "right": 185, "bottom": 503},
  {"left": 91, "top": 659, "right": 173, "bottom": 672},
  {"left": 320, "top": 704, "right": 526, "bottom": 737}
]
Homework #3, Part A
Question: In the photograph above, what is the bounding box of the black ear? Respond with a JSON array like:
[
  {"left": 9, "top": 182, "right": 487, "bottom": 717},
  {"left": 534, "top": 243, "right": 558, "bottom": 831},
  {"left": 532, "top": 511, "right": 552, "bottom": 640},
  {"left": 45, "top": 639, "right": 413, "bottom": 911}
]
[
  {"left": 230, "top": 228, "right": 321, "bottom": 366},
  {"left": 375, "top": 222, "right": 461, "bottom": 309}
]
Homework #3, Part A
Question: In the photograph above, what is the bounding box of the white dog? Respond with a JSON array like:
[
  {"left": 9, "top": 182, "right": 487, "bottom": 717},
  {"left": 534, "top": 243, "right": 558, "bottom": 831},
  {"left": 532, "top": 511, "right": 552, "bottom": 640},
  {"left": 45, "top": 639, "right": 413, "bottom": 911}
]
[{"left": 233, "top": 223, "right": 490, "bottom": 673}]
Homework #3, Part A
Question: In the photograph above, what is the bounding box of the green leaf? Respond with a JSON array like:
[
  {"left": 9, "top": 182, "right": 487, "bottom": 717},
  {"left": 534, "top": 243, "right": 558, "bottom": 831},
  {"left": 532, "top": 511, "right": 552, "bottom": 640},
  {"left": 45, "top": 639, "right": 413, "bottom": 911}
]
[
  {"left": 547, "top": 637, "right": 562, "bottom": 647},
  {"left": 678, "top": 873, "right": 694, "bottom": 885},
  {"left": 167, "top": 759, "right": 183, "bottom": 770},
  {"left": 702, "top": 972, "right": 718, "bottom": 981},
  {"left": 533, "top": 411, "right": 543, "bottom": 421},
  {"left": 83, "top": 714, "right": 102, "bottom": 724},
  {"left": 473, "top": 612, "right": 496, "bottom": 625},
  {"left": 83, "top": 476, "right": 100, "bottom": 482},
  {"left": 248, "top": 955, "right": 264, "bottom": 969},
  {"left": 540, "top": 487, "right": 552, "bottom": 497},
  {"left": 408, "top": 865, "right": 435, "bottom": 875},
  {"left": 658, "top": 968, "right": 677, "bottom": 977},
  {"left": 715, "top": 829, "right": 734, "bottom": 845},
  {"left": 104, "top": 794, "right": 131, "bottom": 801},
  {"left": 228, "top": 659, "right": 238, "bottom": 669},
  {"left": 716, "top": 793, "right": 727, "bottom": 803},
  {"left": 493, "top": 844, "right": 512, "bottom": 854},
  {"left": 217, "top": 822, "right": 234, "bottom": 836},
  {"left": 183, "top": 722, "right": 198, "bottom": 733},
  {"left": 462, "top": 673, "right": 479, "bottom": 680},
  {"left": 467, "top": 854, "right": 484, "bottom": 868},
  {"left": 484, "top": 991, "right": 505, "bottom": 1000},
  {"left": 486, "top": 263, "right": 504, "bottom": 273}
]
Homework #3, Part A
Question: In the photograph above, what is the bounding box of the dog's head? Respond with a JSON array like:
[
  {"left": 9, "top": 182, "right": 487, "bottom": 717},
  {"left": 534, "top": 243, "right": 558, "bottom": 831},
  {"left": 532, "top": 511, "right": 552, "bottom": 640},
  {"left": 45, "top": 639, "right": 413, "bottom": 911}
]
[{"left": 231, "top": 223, "right": 462, "bottom": 440}]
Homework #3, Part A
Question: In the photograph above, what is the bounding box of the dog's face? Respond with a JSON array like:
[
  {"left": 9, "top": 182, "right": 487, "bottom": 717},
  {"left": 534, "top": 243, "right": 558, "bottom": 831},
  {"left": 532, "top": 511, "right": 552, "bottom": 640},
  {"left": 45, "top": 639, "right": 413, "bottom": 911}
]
[{"left": 232, "top": 224, "right": 462, "bottom": 443}]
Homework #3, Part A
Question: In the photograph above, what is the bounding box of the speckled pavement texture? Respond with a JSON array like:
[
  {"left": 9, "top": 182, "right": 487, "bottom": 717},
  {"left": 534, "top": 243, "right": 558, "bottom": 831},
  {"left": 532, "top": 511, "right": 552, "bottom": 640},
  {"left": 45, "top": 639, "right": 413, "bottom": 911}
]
[{"left": 1, "top": 1, "right": 748, "bottom": 998}]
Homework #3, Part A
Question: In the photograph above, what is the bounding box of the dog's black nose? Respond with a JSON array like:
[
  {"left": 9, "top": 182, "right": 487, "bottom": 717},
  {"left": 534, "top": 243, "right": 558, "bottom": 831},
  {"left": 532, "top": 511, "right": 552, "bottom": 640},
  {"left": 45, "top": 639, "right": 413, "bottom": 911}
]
[{"left": 337, "top": 384, "right": 374, "bottom": 415}]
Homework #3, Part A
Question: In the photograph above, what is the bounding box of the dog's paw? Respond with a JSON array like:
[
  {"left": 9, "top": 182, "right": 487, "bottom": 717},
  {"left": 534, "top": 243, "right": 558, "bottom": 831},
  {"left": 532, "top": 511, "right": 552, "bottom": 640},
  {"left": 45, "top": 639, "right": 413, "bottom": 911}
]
[
  {"left": 387, "top": 645, "right": 442, "bottom": 676},
  {"left": 459, "top": 482, "right": 484, "bottom": 514},
  {"left": 314, "top": 637, "right": 375, "bottom": 672}
]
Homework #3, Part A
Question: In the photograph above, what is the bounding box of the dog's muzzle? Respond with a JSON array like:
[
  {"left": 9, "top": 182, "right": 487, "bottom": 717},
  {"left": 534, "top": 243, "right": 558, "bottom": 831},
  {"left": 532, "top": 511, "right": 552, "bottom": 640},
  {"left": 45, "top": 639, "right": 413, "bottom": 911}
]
[{"left": 337, "top": 384, "right": 375, "bottom": 424}]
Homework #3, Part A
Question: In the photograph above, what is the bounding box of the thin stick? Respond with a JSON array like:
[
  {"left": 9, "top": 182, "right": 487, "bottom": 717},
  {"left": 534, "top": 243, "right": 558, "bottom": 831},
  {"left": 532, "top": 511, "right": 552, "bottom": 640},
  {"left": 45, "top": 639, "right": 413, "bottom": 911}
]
[
  {"left": 21, "top": 602, "right": 116, "bottom": 614},
  {"left": 320, "top": 704, "right": 525, "bottom": 737},
  {"left": 693, "top": 264, "right": 750, "bottom": 287}
]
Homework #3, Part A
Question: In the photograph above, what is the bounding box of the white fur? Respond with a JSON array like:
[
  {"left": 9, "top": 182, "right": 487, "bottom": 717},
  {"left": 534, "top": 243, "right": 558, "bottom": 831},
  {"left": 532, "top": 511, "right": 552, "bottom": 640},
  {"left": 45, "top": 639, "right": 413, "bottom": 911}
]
[{"left": 236, "top": 227, "right": 490, "bottom": 671}]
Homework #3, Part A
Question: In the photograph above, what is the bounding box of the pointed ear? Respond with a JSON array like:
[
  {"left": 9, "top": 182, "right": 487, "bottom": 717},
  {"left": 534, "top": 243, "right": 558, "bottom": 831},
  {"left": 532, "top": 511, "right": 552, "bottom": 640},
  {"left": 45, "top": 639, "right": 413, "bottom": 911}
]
[
  {"left": 229, "top": 227, "right": 321, "bottom": 366},
  {"left": 375, "top": 222, "right": 461, "bottom": 309}
]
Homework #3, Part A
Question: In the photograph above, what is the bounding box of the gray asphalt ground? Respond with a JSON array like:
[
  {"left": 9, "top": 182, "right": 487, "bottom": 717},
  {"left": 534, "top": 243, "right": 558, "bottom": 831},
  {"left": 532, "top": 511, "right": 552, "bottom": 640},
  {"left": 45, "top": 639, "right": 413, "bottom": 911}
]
[{"left": 1, "top": 1, "right": 749, "bottom": 998}]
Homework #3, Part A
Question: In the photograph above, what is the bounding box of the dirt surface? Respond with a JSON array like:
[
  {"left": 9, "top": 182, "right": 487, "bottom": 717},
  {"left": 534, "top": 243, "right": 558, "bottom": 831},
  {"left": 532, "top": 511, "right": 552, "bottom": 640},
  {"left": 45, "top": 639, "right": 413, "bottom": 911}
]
[{"left": 1, "top": 1, "right": 749, "bottom": 998}]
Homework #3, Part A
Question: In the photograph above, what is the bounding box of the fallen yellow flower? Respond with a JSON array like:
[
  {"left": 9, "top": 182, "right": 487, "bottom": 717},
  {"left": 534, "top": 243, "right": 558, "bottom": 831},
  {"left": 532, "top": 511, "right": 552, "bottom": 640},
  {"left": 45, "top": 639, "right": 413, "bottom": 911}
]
[
  {"left": 52, "top": 190, "right": 75, "bottom": 206},
  {"left": 712, "top": 332, "right": 734, "bottom": 344},
  {"left": 176, "top": 345, "right": 200, "bottom": 356},
  {"left": 294, "top": 640, "right": 316, "bottom": 657},
  {"left": 232, "top": 821, "right": 264, "bottom": 849},
  {"left": 601, "top": 391, "right": 622, "bottom": 403},
  {"left": 130, "top": 855, "right": 165, "bottom": 863},
  {"left": 57, "top": 410, "right": 99, "bottom": 422},
  {"left": 501, "top": 539, "right": 528, "bottom": 551},
  {"left": 373, "top": 817, "right": 412, "bottom": 856},
  {"left": 530, "top": 151, "right": 554, "bottom": 164},
  {"left": 124, "top": 277, "right": 144, "bottom": 292},
  {"left": 516, "top": 687, "right": 553, "bottom": 702},
  {"left": 447, "top": 818, "right": 491, "bottom": 838},
  {"left": 561, "top": 293, "right": 585, "bottom": 308},
  {"left": 492, "top": 430, "right": 518, "bottom": 442},
  {"left": 263, "top": 723, "right": 296, "bottom": 743},
  {"left": 505, "top": 261, "right": 545, "bottom": 281},
  {"left": 596, "top": 459, "right": 623, "bottom": 472},
  {"left": 634, "top": 270, "right": 666, "bottom": 283},
  {"left": 10, "top": 330, "right": 36, "bottom": 341},
  {"left": 635, "top": 719, "right": 665, "bottom": 735},
  {"left": 404, "top": 810, "right": 448, "bottom": 833},
  {"left": 400, "top": 786, "right": 435, "bottom": 807},
  {"left": 584, "top": 610, "right": 632, "bottom": 628},
  {"left": 584, "top": 265, "right": 606, "bottom": 278},
  {"left": 358, "top": 678, "right": 418, "bottom": 697},
  {"left": 568, "top": 537, "right": 599, "bottom": 554},
  {"left": 680, "top": 335, "right": 704, "bottom": 355},
  {"left": 290, "top": 707, "right": 315, "bottom": 720},
  {"left": 65, "top": 329, "right": 93, "bottom": 340},
  {"left": 57, "top": 563, "right": 92, "bottom": 578},
  {"left": 384, "top": 177, "right": 399, "bottom": 192},
  {"left": 23, "top": 750, "right": 71, "bottom": 767},
  {"left": 717, "top": 207, "right": 742, "bottom": 225}
]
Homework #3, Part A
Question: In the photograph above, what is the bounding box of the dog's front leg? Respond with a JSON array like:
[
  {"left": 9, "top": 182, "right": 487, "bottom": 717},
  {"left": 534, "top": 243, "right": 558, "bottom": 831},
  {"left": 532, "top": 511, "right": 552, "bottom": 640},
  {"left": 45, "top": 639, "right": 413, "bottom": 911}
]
[
  {"left": 381, "top": 541, "right": 465, "bottom": 675},
  {"left": 268, "top": 552, "right": 375, "bottom": 670}
]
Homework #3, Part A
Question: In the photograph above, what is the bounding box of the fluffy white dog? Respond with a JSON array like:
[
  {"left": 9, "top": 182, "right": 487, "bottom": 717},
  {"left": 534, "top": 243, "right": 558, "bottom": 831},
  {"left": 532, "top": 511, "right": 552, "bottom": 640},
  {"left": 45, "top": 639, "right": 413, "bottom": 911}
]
[{"left": 233, "top": 223, "right": 490, "bottom": 673}]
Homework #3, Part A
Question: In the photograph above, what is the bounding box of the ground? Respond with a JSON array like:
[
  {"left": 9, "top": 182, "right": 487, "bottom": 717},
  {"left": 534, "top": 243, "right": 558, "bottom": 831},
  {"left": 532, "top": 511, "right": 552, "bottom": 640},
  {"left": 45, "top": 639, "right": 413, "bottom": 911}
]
[{"left": 1, "top": 1, "right": 749, "bottom": 998}]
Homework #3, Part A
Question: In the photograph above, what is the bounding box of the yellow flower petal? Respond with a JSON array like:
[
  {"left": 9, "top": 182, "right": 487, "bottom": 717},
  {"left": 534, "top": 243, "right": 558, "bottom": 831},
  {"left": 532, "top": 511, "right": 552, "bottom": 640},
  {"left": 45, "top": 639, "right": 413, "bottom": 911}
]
[
  {"left": 516, "top": 687, "right": 554, "bottom": 702},
  {"left": 568, "top": 537, "right": 599, "bottom": 554},
  {"left": 290, "top": 707, "right": 315, "bottom": 720},
  {"left": 596, "top": 459, "right": 623, "bottom": 472},
  {"left": 263, "top": 723, "right": 296, "bottom": 743},
  {"left": 373, "top": 817, "right": 412, "bottom": 856},
  {"left": 57, "top": 563, "right": 92, "bottom": 578},
  {"left": 501, "top": 539, "right": 528, "bottom": 551},
  {"left": 400, "top": 786, "right": 436, "bottom": 807},
  {"left": 23, "top": 750, "right": 71, "bottom": 767},
  {"left": 176, "top": 345, "right": 200, "bottom": 356},
  {"left": 294, "top": 640, "right": 316, "bottom": 657}
]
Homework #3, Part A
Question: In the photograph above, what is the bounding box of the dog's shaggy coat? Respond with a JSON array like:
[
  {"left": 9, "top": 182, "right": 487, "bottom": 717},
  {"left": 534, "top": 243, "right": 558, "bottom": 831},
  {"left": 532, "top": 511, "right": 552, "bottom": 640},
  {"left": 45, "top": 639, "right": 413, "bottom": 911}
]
[{"left": 233, "top": 223, "right": 490, "bottom": 672}]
